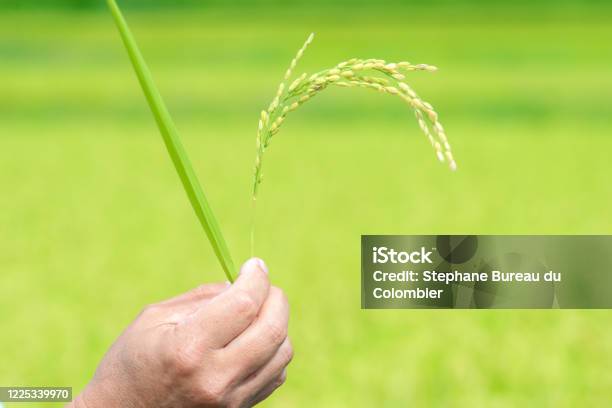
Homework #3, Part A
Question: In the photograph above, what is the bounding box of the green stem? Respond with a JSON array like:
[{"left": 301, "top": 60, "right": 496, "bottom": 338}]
[
  {"left": 106, "top": 0, "right": 236, "bottom": 282},
  {"left": 250, "top": 198, "right": 257, "bottom": 257}
]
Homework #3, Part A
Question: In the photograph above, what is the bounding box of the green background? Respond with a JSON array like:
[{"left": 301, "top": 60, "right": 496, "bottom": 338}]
[{"left": 1, "top": 0, "right": 611, "bottom": 406}]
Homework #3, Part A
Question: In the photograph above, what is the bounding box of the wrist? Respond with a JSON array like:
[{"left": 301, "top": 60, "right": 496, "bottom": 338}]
[{"left": 70, "top": 379, "right": 134, "bottom": 408}]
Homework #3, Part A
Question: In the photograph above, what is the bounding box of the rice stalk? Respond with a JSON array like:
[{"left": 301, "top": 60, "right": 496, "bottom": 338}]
[
  {"left": 252, "top": 34, "right": 456, "bottom": 207},
  {"left": 253, "top": 35, "right": 456, "bottom": 205},
  {"left": 250, "top": 35, "right": 456, "bottom": 252}
]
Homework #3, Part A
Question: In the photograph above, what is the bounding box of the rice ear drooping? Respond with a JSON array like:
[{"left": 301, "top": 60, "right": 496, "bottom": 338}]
[{"left": 253, "top": 33, "right": 456, "bottom": 201}]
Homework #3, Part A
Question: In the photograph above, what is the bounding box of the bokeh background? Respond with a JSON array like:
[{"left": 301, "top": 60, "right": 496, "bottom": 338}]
[{"left": 1, "top": 0, "right": 611, "bottom": 406}]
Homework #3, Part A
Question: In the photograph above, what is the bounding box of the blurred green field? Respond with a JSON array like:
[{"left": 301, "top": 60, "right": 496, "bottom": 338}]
[{"left": 1, "top": 3, "right": 612, "bottom": 407}]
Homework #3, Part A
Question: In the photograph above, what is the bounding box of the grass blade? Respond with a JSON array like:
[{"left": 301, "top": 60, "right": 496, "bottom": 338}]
[{"left": 106, "top": 0, "right": 236, "bottom": 282}]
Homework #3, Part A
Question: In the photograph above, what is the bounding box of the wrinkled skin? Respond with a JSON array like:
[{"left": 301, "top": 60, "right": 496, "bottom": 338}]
[{"left": 69, "top": 258, "right": 292, "bottom": 408}]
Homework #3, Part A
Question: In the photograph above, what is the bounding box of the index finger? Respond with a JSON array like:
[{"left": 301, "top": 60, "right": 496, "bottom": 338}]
[
  {"left": 159, "top": 282, "right": 230, "bottom": 308},
  {"left": 191, "top": 258, "right": 270, "bottom": 348}
]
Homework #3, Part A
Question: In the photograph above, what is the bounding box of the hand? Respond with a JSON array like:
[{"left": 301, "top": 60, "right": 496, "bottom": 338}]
[{"left": 70, "top": 258, "right": 292, "bottom": 408}]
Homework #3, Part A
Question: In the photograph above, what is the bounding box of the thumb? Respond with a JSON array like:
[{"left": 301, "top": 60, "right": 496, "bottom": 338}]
[{"left": 191, "top": 258, "right": 270, "bottom": 348}]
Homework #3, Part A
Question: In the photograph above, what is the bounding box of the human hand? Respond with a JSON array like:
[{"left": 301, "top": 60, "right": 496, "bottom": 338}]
[{"left": 70, "top": 258, "right": 292, "bottom": 408}]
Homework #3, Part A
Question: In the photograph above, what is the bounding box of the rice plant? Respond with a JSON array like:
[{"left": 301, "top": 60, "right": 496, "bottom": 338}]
[
  {"left": 106, "top": 0, "right": 455, "bottom": 279},
  {"left": 251, "top": 34, "right": 456, "bottom": 248}
]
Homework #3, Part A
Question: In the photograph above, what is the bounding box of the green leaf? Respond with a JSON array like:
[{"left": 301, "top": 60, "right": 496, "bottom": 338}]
[{"left": 106, "top": 0, "right": 236, "bottom": 282}]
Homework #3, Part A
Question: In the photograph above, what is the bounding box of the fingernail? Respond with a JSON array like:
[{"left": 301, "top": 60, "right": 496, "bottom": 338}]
[
  {"left": 256, "top": 258, "right": 268, "bottom": 275},
  {"left": 241, "top": 258, "right": 268, "bottom": 276}
]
